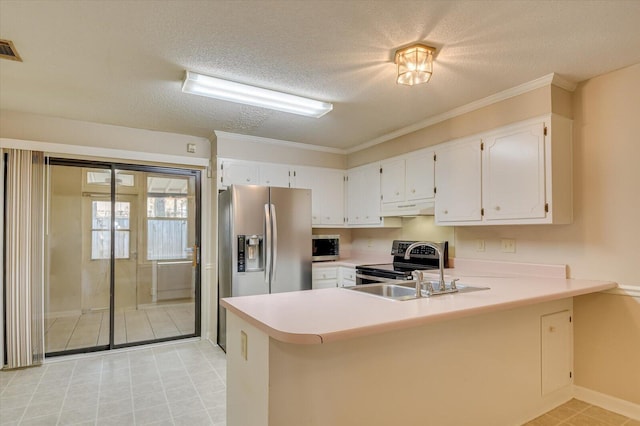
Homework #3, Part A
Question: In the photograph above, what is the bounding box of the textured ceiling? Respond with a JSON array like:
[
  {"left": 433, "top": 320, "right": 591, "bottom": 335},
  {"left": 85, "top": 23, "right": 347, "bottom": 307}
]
[{"left": 1, "top": 0, "right": 640, "bottom": 151}]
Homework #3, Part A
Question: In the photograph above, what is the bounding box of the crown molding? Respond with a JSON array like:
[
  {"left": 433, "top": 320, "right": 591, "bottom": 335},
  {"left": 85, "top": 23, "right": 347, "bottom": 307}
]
[
  {"left": 215, "top": 131, "right": 345, "bottom": 154},
  {"left": 346, "top": 73, "right": 576, "bottom": 154}
]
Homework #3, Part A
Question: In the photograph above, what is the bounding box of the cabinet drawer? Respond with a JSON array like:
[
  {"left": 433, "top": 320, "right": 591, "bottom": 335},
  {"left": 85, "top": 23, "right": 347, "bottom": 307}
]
[{"left": 312, "top": 267, "right": 338, "bottom": 280}]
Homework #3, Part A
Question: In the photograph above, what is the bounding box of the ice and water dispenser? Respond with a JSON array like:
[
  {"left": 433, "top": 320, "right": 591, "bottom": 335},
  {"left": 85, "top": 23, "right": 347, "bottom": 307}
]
[{"left": 237, "top": 234, "right": 264, "bottom": 272}]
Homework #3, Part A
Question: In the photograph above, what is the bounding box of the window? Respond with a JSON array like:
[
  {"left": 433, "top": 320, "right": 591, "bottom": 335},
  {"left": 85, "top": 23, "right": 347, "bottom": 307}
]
[
  {"left": 91, "top": 201, "right": 130, "bottom": 259},
  {"left": 147, "top": 196, "right": 188, "bottom": 260}
]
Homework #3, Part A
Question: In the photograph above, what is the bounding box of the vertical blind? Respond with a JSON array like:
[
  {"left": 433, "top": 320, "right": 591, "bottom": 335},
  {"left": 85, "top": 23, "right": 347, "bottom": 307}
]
[{"left": 4, "top": 149, "right": 45, "bottom": 369}]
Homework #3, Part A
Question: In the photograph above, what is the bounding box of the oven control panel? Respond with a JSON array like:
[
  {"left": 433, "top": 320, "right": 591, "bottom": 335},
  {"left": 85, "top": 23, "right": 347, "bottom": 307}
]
[{"left": 391, "top": 240, "right": 448, "bottom": 260}]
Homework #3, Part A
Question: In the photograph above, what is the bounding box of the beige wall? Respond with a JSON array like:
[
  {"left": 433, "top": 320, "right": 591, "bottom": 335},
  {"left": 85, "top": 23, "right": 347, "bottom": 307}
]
[
  {"left": 348, "top": 86, "right": 552, "bottom": 168},
  {"left": 0, "top": 110, "right": 211, "bottom": 160},
  {"left": 216, "top": 134, "right": 346, "bottom": 169}
]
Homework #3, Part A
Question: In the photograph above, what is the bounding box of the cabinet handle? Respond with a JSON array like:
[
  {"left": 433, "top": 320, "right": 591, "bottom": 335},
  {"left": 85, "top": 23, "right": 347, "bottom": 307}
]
[
  {"left": 444, "top": 210, "right": 448, "bottom": 214},
  {"left": 395, "top": 191, "right": 400, "bottom": 195},
  {"left": 246, "top": 178, "right": 250, "bottom": 182},
  {"left": 495, "top": 206, "right": 500, "bottom": 211},
  {"left": 411, "top": 189, "right": 416, "bottom": 193},
  {"left": 398, "top": 204, "right": 416, "bottom": 208}
]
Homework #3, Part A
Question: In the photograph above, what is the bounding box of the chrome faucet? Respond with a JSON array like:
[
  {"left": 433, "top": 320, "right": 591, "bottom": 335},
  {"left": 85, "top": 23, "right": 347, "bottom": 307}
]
[{"left": 404, "top": 242, "right": 446, "bottom": 292}]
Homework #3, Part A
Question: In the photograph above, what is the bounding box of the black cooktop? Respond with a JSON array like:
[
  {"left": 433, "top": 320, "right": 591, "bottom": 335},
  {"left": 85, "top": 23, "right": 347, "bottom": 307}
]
[{"left": 356, "top": 240, "right": 448, "bottom": 279}]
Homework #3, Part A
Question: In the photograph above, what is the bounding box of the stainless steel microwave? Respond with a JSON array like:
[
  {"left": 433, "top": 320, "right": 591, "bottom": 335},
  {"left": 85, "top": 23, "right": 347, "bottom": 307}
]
[{"left": 312, "top": 235, "right": 340, "bottom": 262}]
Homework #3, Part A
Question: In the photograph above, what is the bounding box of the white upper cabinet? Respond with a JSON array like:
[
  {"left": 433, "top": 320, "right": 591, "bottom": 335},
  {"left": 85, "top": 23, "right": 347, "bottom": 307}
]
[
  {"left": 380, "top": 158, "right": 405, "bottom": 204},
  {"left": 482, "top": 122, "right": 546, "bottom": 221},
  {"left": 294, "top": 166, "right": 345, "bottom": 227},
  {"left": 218, "top": 159, "right": 259, "bottom": 188},
  {"left": 406, "top": 152, "right": 435, "bottom": 201},
  {"left": 346, "top": 163, "right": 382, "bottom": 225},
  {"left": 258, "top": 163, "right": 291, "bottom": 188},
  {"left": 435, "top": 114, "right": 572, "bottom": 226},
  {"left": 381, "top": 149, "right": 435, "bottom": 216},
  {"left": 217, "top": 159, "right": 291, "bottom": 189},
  {"left": 435, "top": 138, "right": 483, "bottom": 223}
]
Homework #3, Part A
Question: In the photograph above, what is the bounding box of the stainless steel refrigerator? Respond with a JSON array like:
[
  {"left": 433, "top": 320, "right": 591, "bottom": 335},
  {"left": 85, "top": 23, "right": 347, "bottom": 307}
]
[{"left": 217, "top": 185, "right": 312, "bottom": 350}]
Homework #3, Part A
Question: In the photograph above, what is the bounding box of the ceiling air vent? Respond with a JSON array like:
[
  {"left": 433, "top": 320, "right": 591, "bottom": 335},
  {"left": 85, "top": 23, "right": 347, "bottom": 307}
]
[{"left": 0, "top": 39, "right": 22, "bottom": 62}]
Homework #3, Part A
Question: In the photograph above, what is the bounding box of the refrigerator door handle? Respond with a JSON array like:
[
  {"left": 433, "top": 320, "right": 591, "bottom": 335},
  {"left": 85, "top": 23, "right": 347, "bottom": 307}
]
[
  {"left": 264, "top": 203, "right": 272, "bottom": 284},
  {"left": 270, "top": 203, "right": 278, "bottom": 281}
]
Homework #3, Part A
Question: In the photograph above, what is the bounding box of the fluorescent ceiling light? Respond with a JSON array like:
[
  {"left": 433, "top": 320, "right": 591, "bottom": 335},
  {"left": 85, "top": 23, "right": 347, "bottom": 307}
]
[{"left": 182, "top": 71, "right": 333, "bottom": 118}]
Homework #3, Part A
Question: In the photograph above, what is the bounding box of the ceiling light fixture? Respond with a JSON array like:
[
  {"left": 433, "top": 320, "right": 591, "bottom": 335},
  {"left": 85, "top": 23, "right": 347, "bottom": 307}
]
[
  {"left": 394, "top": 44, "right": 436, "bottom": 86},
  {"left": 182, "top": 71, "right": 333, "bottom": 118}
]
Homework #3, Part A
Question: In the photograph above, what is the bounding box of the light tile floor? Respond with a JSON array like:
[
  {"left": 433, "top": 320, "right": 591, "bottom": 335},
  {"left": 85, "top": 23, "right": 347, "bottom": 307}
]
[
  {"left": 0, "top": 340, "right": 225, "bottom": 425},
  {"left": 2, "top": 340, "right": 637, "bottom": 426},
  {"left": 524, "top": 398, "right": 639, "bottom": 426},
  {"left": 45, "top": 303, "right": 195, "bottom": 353}
]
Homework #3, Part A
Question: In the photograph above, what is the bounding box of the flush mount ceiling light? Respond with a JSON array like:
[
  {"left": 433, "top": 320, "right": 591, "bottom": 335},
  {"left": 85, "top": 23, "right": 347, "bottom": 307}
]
[
  {"left": 394, "top": 44, "right": 436, "bottom": 86},
  {"left": 182, "top": 71, "right": 333, "bottom": 118}
]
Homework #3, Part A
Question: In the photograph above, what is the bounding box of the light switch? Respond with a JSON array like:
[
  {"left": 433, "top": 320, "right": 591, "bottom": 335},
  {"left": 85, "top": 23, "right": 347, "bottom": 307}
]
[
  {"left": 240, "top": 330, "right": 248, "bottom": 360},
  {"left": 187, "top": 143, "right": 196, "bottom": 153}
]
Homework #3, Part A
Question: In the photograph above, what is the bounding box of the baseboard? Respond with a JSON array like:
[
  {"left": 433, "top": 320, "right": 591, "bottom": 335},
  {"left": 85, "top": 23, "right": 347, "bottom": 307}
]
[{"left": 574, "top": 385, "right": 640, "bottom": 420}]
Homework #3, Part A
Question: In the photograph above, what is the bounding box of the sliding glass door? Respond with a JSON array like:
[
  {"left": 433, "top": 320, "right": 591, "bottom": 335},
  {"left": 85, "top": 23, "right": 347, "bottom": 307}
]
[{"left": 44, "top": 160, "right": 200, "bottom": 356}]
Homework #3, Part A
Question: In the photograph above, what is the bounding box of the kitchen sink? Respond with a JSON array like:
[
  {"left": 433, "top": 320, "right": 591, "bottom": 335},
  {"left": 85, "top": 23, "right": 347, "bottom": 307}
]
[
  {"left": 349, "top": 283, "right": 418, "bottom": 301},
  {"left": 348, "top": 282, "right": 489, "bottom": 301}
]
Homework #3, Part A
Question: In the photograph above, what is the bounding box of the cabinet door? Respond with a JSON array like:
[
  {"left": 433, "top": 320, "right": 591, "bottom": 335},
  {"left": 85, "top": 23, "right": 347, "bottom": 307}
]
[
  {"left": 347, "top": 164, "right": 381, "bottom": 225},
  {"left": 259, "top": 163, "right": 291, "bottom": 188},
  {"left": 483, "top": 122, "right": 546, "bottom": 221},
  {"left": 295, "top": 167, "right": 344, "bottom": 226},
  {"left": 380, "top": 158, "right": 405, "bottom": 204},
  {"left": 220, "top": 159, "right": 259, "bottom": 187},
  {"left": 541, "top": 310, "right": 572, "bottom": 395},
  {"left": 406, "top": 151, "right": 435, "bottom": 201},
  {"left": 320, "top": 169, "right": 345, "bottom": 226},
  {"left": 435, "top": 139, "right": 482, "bottom": 223},
  {"left": 292, "top": 167, "right": 321, "bottom": 224}
]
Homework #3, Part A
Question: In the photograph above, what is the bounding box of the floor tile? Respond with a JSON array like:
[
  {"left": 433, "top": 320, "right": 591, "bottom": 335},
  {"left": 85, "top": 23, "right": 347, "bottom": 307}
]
[
  {"left": 133, "top": 392, "right": 168, "bottom": 411},
  {"left": 168, "top": 396, "right": 206, "bottom": 418},
  {"left": 97, "top": 398, "right": 133, "bottom": 419},
  {"left": 57, "top": 406, "right": 99, "bottom": 424},
  {"left": 564, "top": 413, "right": 614, "bottom": 426},
  {"left": 18, "top": 413, "right": 61, "bottom": 426},
  {"left": 0, "top": 406, "right": 26, "bottom": 424},
  {"left": 583, "top": 406, "right": 629, "bottom": 425},
  {"left": 134, "top": 403, "right": 172, "bottom": 425},
  {"left": 523, "top": 413, "right": 559, "bottom": 425},
  {"left": 172, "top": 409, "right": 211, "bottom": 426}
]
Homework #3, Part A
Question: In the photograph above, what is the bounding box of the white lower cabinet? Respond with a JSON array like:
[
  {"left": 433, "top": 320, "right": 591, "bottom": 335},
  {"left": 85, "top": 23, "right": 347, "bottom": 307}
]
[
  {"left": 312, "top": 266, "right": 338, "bottom": 289},
  {"left": 541, "top": 310, "right": 573, "bottom": 395},
  {"left": 338, "top": 267, "right": 356, "bottom": 287}
]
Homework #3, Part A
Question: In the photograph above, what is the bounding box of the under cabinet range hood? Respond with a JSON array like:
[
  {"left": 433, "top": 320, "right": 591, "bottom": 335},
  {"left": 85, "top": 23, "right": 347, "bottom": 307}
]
[{"left": 380, "top": 200, "right": 435, "bottom": 217}]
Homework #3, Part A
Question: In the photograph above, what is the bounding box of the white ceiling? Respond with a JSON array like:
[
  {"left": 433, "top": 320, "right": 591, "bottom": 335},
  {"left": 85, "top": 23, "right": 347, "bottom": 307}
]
[{"left": 1, "top": 1, "right": 640, "bottom": 151}]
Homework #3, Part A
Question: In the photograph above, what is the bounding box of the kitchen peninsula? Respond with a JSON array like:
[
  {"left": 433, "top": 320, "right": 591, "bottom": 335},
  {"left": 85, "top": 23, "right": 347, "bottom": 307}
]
[{"left": 221, "top": 261, "right": 616, "bottom": 426}]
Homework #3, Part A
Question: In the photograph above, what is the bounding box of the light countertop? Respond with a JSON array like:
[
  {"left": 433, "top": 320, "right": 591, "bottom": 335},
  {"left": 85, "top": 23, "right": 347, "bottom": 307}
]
[{"left": 221, "top": 261, "right": 617, "bottom": 345}]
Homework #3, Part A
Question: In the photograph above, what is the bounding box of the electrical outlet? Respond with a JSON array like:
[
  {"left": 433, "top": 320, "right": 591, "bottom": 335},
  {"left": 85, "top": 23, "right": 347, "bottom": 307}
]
[
  {"left": 240, "top": 330, "right": 248, "bottom": 360},
  {"left": 367, "top": 238, "right": 373, "bottom": 248},
  {"left": 187, "top": 143, "right": 196, "bottom": 153},
  {"left": 476, "top": 239, "right": 485, "bottom": 252},
  {"left": 501, "top": 239, "right": 516, "bottom": 253}
]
